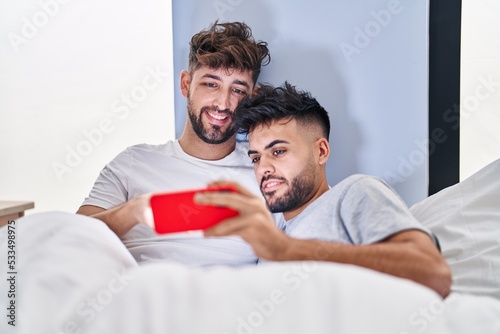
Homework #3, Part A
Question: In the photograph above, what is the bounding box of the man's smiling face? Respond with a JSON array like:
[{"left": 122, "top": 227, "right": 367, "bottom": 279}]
[{"left": 182, "top": 66, "right": 253, "bottom": 144}]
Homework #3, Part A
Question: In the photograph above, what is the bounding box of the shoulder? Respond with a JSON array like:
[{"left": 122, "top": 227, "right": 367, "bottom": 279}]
[
  {"left": 332, "top": 174, "right": 389, "bottom": 194},
  {"left": 125, "top": 141, "right": 175, "bottom": 154},
  {"left": 105, "top": 141, "right": 176, "bottom": 168},
  {"left": 118, "top": 141, "right": 177, "bottom": 159},
  {"left": 330, "top": 174, "right": 404, "bottom": 208},
  {"left": 300, "top": 175, "right": 387, "bottom": 211}
]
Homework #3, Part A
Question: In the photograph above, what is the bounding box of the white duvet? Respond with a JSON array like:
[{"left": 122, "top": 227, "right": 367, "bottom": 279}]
[{"left": 1, "top": 211, "right": 500, "bottom": 334}]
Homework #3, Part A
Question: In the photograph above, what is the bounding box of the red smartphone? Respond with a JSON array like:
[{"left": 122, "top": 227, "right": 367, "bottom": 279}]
[{"left": 150, "top": 186, "right": 239, "bottom": 234}]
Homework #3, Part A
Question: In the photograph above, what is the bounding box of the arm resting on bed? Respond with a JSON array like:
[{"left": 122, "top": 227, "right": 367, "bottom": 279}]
[{"left": 270, "top": 230, "right": 452, "bottom": 298}]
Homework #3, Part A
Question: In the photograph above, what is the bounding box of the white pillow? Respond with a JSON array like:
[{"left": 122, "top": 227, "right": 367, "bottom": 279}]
[{"left": 410, "top": 158, "right": 500, "bottom": 299}]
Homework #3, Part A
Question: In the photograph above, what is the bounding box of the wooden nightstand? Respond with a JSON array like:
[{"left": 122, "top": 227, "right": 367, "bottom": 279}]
[{"left": 0, "top": 201, "right": 35, "bottom": 227}]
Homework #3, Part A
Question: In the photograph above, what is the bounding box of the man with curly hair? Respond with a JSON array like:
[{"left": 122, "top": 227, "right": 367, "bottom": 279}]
[{"left": 77, "top": 21, "right": 271, "bottom": 267}]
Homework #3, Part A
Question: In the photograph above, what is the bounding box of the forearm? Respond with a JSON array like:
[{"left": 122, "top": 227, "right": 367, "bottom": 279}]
[
  {"left": 77, "top": 195, "right": 153, "bottom": 238},
  {"left": 272, "top": 233, "right": 451, "bottom": 298},
  {"left": 87, "top": 205, "right": 135, "bottom": 237}
]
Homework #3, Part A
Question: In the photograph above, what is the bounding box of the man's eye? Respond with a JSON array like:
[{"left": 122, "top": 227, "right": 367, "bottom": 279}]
[
  {"left": 273, "top": 150, "right": 284, "bottom": 156},
  {"left": 251, "top": 156, "right": 260, "bottom": 164},
  {"left": 204, "top": 82, "right": 217, "bottom": 88},
  {"left": 233, "top": 88, "right": 247, "bottom": 95}
]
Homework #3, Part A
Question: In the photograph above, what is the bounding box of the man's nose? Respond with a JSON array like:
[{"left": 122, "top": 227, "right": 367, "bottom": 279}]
[
  {"left": 257, "top": 156, "right": 275, "bottom": 178},
  {"left": 213, "top": 90, "right": 231, "bottom": 110}
]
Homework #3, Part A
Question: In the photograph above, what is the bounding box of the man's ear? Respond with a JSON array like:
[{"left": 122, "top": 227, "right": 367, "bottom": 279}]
[
  {"left": 251, "top": 85, "right": 261, "bottom": 96},
  {"left": 316, "top": 138, "right": 330, "bottom": 166},
  {"left": 180, "top": 70, "right": 191, "bottom": 98}
]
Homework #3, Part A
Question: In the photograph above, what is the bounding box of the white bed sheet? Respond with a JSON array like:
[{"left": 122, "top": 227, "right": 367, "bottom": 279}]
[{"left": 1, "top": 211, "right": 500, "bottom": 334}]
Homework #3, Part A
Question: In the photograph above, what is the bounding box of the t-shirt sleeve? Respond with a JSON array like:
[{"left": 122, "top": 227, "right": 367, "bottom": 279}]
[
  {"left": 339, "top": 176, "right": 439, "bottom": 247},
  {"left": 81, "top": 149, "right": 131, "bottom": 209}
]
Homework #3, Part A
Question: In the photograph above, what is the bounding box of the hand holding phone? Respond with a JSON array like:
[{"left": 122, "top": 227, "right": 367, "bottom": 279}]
[{"left": 150, "top": 186, "right": 238, "bottom": 234}]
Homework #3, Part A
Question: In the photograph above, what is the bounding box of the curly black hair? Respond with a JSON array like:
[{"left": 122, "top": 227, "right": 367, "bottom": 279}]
[{"left": 235, "top": 82, "right": 330, "bottom": 141}]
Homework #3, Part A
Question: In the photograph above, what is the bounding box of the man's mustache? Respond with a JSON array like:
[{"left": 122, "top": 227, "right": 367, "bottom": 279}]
[
  {"left": 201, "top": 106, "right": 233, "bottom": 117},
  {"left": 260, "top": 174, "right": 288, "bottom": 189}
]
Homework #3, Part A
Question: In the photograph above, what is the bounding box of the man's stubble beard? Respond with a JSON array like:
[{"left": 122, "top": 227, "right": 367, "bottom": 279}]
[
  {"left": 261, "top": 161, "right": 316, "bottom": 213},
  {"left": 187, "top": 99, "right": 236, "bottom": 145}
]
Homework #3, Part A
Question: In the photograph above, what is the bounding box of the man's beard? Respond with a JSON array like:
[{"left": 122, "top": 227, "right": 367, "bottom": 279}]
[
  {"left": 261, "top": 167, "right": 315, "bottom": 214},
  {"left": 187, "top": 100, "right": 235, "bottom": 145}
]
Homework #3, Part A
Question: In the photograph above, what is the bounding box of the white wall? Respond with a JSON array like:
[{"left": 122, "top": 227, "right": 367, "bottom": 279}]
[
  {"left": 172, "top": 0, "right": 429, "bottom": 205},
  {"left": 460, "top": 0, "right": 500, "bottom": 180},
  {"left": 0, "top": 0, "right": 175, "bottom": 213}
]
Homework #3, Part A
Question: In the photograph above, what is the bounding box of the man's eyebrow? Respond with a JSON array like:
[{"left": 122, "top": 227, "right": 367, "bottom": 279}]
[
  {"left": 233, "top": 79, "right": 250, "bottom": 89},
  {"left": 200, "top": 74, "right": 250, "bottom": 89},
  {"left": 247, "top": 140, "right": 290, "bottom": 156},
  {"left": 201, "top": 74, "right": 221, "bottom": 81},
  {"left": 265, "top": 140, "right": 289, "bottom": 150}
]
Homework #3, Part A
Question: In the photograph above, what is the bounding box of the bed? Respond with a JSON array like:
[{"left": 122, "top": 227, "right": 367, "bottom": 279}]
[{"left": 1, "top": 158, "right": 500, "bottom": 334}]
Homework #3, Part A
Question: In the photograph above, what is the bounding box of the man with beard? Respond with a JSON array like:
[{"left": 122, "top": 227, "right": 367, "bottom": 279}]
[
  {"left": 196, "top": 82, "right": 452, "bottom": 297},
  {"left": 76, "top": 21, "right": 271, "bottom": 267}
]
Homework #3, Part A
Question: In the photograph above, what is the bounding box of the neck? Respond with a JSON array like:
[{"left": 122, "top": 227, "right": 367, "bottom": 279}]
[
  {"left": 178, "top": 129, "right": 236, "bottom": 160},
  {"left": 283, "top": 179, "right": 330, "bottom": 221}
]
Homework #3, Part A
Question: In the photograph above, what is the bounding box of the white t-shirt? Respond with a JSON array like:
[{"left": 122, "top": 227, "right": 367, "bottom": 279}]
[{"left": 82, "top": 140, "right": 264, "bottom": 267}]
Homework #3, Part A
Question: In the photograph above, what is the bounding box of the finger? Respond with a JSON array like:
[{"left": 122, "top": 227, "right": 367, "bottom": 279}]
[
  {"left": 137, "top": 193, "right": 155, "bottom": 229},
  {"left": 195, "top": 191, "right": 264, "bottom": 214},
  {"left": 206, "top": 180, "right": 257, "bottom": 198},
  {"left": 204, "top": 214, "right": 256, "bottom": 237},
  {"left": 142, "top": 206, "right": 154, "bottom": 229},
  {"left": 204, "top": 213, "right": 285, "bottom": 261},
  {"left": 141, "top": 192, "right": 154, "bottom": 207},
  {"left": 194, "top": 190, "right": 239, "bottom": 208}
]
